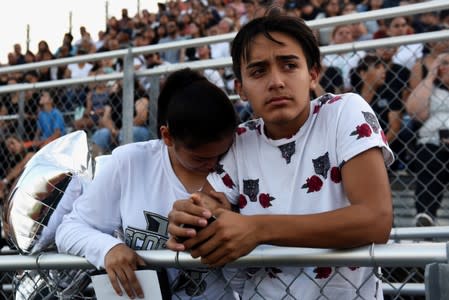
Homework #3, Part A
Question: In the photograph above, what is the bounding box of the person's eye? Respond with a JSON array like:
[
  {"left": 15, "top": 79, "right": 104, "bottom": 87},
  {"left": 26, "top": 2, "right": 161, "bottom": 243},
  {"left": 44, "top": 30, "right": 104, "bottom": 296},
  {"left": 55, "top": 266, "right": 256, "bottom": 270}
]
[
  {"left": 284, "top": 62, "right": 298, "bottom": 70},
  {"left": 249, "top": 68, "right": 265, "bottom": 77}
]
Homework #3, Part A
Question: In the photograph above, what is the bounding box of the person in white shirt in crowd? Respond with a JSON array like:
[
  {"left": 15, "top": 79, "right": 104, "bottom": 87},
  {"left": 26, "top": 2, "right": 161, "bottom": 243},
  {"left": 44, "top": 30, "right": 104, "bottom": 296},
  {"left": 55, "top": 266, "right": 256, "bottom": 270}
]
[
  {"left": 322, "top": 24, "right": 366, "bottom": 92},
  {"left": 384, "top": 16, "right": 423, "bottom": 70}
]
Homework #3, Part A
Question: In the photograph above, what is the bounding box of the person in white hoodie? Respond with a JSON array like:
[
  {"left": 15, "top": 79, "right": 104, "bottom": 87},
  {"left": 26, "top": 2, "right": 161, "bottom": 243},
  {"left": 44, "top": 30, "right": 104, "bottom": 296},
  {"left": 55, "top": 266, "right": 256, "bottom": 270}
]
[{"left": 56, "top": 68, "right": 238, "bottom": 299}]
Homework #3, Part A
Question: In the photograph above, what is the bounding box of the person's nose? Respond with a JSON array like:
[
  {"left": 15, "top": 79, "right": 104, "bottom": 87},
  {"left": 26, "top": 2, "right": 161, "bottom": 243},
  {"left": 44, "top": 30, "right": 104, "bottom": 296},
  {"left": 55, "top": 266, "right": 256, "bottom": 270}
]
[{"left": 268, "top": 68, "right": 285, "bottom": 90}]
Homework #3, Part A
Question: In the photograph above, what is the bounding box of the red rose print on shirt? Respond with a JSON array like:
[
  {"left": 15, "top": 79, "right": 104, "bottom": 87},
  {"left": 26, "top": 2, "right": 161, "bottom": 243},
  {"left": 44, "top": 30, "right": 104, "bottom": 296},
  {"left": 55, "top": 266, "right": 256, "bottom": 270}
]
[
  {"left": 328, "top": 95, "right": 342, "bottom": 104},
  {"left": 236, "top": 127, "right": 247, "bottom": 135},
  {"left": 222, "top": 173, "right": 235, "bottom": 188},
  {"left": 348, "top": 266, "right": 360, "bottom": 271},
  {"left": 330, "top": 167, "right": 341, "bottom": 183},
  {"left": 350, "top": 123, "right": 372, "bottom": 139},
  {"left": 313, "top": 267, "right": 332, "bottom": 279},
  {"left": 239, "top": 194, "right": 247, "bottom": 209},
  {"left": 301, "top": 175, "right": 323, "bottom": 193},
  {"left": 259, "top": 193, "right": 275, "bottom": 208},
  {"left": 313, "top": 105, "right": 321, "bottom": 114}
]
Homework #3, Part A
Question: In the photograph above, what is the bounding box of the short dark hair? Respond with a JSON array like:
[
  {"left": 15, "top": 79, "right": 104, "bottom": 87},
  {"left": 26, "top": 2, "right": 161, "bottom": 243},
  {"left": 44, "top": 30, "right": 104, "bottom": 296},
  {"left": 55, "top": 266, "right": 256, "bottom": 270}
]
[
  {"left": 350, "top": 55, "right": 382, "bottom": 92},
  {"left": 157, "top": 68, "right": 238, "bottom": 148},
  {"left": 231, "top": 11, "right": 321, "bottom": 81}
]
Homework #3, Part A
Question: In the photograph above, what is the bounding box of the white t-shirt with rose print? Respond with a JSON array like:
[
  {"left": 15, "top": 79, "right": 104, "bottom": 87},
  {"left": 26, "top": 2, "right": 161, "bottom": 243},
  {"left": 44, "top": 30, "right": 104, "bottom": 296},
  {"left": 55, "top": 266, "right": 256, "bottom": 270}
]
[{"left": 208, "top": 93, "right": 394, "bottom": 300}]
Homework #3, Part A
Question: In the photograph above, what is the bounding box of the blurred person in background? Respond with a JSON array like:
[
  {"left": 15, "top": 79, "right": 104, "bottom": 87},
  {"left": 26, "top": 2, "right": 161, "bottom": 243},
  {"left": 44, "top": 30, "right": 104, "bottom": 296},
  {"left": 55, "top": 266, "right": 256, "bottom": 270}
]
[
  {"left": 322, "top": 24, "right": 365, "bottom": 91},
  {"left": 406, "top": 51, "right": 449, "bottom": 226},
  {"left": 314, "top": 0, "right": 343, "bottom": 45},
  {"left": 158, "top": 18, "right": 186, "bottom": 63},
  {"left": 351, "top": 55, "right": 406, "bottom": 172},
  {"left": 33, "top": 91, "right": 66, "bottom": 149},
  {"left": 0, "top": 135, "right": 35, "bottom": 201},
  {"left": 384, "top": 15, "right": 423, "bottom": 70}
]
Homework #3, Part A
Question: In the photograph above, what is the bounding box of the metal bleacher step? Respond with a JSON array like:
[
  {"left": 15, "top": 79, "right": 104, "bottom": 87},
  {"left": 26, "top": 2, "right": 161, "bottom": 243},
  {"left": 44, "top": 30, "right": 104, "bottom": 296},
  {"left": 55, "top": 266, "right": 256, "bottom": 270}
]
[{"left": 390, "top": 172, "right": 449, "bottom": 227}]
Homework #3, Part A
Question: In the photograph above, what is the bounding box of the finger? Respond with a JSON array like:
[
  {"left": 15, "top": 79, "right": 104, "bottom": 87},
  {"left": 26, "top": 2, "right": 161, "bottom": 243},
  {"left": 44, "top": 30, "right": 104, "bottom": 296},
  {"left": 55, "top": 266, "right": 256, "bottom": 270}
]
[
  {"left": 106, "top": 268, "right": 124, "bottom": 297},
  {"left": 173, "top": 198, "right": 206, "bottom": 214},
  {"left": 190, "top": 194, "right": 214, "bottom": 218},
  {"left": 185, "top": 225, "right": 216, "bottom": 255},
  {"left": 166, "top": 237, "right": 186, "bottom": 251},
  {"left": 168, "top": 210, "right": 209, "bottom": 230},
  {"left": 125, "top": 266, "right": 144, "bottom": 299},
  {"left": 168, "top": 218, "right": 197, "bottom": 238},
  {"left": 115, "top": 268, "right": 135, "bottom": 299},
  {"left": 136, "top": 255, "right": 146, "bottom": 267}
]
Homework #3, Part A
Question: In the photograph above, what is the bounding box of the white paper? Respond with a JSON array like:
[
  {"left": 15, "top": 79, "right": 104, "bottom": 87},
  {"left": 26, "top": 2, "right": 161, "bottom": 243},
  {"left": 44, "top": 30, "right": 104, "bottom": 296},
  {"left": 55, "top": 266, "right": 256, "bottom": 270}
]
[{"left": 91, "top": 269, "right": 163, "bottom": 300}]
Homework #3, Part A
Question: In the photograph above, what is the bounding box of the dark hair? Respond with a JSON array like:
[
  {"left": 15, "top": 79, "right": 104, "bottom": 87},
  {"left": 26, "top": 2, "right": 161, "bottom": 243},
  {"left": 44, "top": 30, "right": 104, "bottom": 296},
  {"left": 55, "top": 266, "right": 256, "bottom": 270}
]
[
  {"left": 350, "top": 55, "right": 382, "bottom": 92},
  {"left": 157, "top": 68, "right": 238, "bottom": 148},
  {"left": 231, "top": 11, "right": 321, "bottom": 81}
]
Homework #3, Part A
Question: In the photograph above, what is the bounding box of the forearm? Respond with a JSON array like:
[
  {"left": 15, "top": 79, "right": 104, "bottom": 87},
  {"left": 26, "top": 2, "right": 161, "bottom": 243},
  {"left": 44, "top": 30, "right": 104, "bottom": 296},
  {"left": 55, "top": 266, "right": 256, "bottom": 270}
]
[
  {"left": 406, "top": 77, "right": 433, "bottom": 121},
  {"left": 252, "top": 203, "right": 391, "bottom": 248}
]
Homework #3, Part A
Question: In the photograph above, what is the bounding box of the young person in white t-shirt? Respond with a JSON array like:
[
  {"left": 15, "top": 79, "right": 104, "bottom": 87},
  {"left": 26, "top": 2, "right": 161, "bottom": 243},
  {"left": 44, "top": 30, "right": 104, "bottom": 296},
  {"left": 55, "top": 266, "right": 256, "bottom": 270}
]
[
  {"left": 167, "top": 11, "right": 394, "bottom": 300},
  {"left": 56, "top": 68, "right": 238, "bottom": 299}
]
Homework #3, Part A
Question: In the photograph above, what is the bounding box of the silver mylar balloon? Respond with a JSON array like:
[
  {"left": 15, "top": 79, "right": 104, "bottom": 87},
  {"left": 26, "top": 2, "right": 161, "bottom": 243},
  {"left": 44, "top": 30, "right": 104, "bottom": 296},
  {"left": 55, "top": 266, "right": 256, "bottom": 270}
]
[{"left": 3, "top": 130, "right": 93, "bottom": 254}]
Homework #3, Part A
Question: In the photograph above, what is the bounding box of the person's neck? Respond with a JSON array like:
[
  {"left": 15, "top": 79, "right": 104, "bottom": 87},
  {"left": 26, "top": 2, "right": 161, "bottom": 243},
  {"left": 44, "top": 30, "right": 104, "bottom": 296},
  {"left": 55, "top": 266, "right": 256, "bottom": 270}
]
[
  {"left": 264, "top": 113, "right": 309, "bottom": 140},
  {"left": 361, "top": 85, "right": 376, "bottom": 103}
]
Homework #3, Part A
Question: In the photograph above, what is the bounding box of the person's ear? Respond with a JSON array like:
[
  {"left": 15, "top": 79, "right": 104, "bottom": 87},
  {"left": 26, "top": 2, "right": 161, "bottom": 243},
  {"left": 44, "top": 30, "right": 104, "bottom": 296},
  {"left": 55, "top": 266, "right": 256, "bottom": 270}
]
[
  {"left": 160, "top": 125, "right": 173, "bottom": 146},
  {"left": 309, "top": 66, "right": 319, "bottom": 91},
  {"left": 234, "top": 79, "right": 248, "bottom": 102}
]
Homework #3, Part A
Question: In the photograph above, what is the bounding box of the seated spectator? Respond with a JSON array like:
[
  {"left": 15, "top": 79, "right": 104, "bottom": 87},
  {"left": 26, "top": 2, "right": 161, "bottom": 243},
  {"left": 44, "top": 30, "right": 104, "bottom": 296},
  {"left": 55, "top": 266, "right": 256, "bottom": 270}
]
[
  {"left": 33, "top": 91, "right": 66, "bottom": 149},
  {"left": 158, "top": 19, "right": 186, "bottom": 63},
  {"left": 73, "top": 70, "right": 114, "bottom": 132},
  {"left": 0, "top": 135, "right": 35, "bottom": 200},
  {"left": 383, "top": 16, "right": 423, "bottom": 70},
  {"left": 351, "top": 55, "right": 406, "bottom": 171},
  {"left": 12, "top": 43, "right": 26, "bottom": 65},
  {"left": 91, "top": 97, "right": 152, "bottom": 157},
  {"left": 314, "top": 0, "right": 343, "bottom": 46},
  {"left": 357, "top": 0, "right": 384, "bottom": 35},
  {"left": 322, "top": 24, "right": 365, "bottom": 92},
  {"left": 406, "top": 52, "right": 449, "bottom": 226},
  {"left": 409, "top": 25, "right": 449, "bottom": 90}
]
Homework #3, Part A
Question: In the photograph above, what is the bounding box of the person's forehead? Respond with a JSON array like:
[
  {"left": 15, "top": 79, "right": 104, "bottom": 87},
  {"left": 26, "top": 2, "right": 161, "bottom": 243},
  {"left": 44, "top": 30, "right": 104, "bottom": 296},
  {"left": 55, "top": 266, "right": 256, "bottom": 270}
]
[{"left": 243, "top": 33, "right": 304, "bottom": 62}]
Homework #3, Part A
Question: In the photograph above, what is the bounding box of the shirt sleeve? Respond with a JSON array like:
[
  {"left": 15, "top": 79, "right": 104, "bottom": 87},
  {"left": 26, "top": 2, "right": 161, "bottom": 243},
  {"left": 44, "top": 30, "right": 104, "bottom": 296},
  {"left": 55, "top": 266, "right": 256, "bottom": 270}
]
[
  {"left": 335, "top": 93, "right": 395, "bottom": 167},
  {"left": 55, "top": 155, "right": 123, "bottom": 269},
  {"left": 207, "top": 138, "right": 241, "bottom": 206}
]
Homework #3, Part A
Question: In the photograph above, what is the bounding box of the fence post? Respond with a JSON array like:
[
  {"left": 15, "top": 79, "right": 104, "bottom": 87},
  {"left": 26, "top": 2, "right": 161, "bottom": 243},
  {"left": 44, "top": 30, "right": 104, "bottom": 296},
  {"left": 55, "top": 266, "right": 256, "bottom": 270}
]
[
  {"left": 425, "top": 262, "right": 449, "bottom": 299},
  {"left": 18, "top": 91, "right": 25, "bottom": 139},
  {"left": 148, "top": 74, "right": 160, "bottom": 138},
  {"left": 121, "top": 47, "right": 134, "bottom": 145}
]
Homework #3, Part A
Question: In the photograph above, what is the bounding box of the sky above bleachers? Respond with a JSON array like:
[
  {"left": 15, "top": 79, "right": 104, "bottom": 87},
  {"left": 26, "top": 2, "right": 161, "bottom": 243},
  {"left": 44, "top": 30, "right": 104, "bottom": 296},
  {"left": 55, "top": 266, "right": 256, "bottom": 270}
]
[{"left": 0, "top": 0, "right": 158, "bottom": 64}]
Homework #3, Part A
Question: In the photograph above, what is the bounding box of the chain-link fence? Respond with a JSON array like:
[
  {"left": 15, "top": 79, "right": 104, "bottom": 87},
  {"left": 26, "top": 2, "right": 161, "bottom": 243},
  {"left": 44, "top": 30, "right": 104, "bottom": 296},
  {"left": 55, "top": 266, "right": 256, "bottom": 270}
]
[{"left": 0, "top": 241, "right": 448, "bottom": 300}]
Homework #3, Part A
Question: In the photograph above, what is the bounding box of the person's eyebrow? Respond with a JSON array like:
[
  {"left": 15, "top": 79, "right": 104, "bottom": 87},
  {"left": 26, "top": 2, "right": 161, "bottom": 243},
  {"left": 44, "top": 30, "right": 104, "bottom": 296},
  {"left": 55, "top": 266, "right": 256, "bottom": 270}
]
[{"left": 246, "top": 54, "right": 300, "bottom": 69}]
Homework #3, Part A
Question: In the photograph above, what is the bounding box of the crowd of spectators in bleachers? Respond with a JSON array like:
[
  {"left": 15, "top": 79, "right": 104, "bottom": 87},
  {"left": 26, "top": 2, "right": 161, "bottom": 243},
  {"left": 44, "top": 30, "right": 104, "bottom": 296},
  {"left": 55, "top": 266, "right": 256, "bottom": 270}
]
[{"left": 0, "top": 0, "right": 449, "bottom": 225}]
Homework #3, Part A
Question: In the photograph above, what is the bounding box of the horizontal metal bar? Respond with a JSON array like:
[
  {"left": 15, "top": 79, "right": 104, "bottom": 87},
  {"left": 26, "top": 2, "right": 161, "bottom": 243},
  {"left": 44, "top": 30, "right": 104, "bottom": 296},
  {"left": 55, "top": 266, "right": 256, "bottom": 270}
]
[
  {"left": 0, "top": 243, "right": 446, "bottom": 271},
  {"left": 382, "top": 283, "right": 424, "bottom": 295},
  {"left": 390, "top": 226, "right": 449, "bottom": 240}
]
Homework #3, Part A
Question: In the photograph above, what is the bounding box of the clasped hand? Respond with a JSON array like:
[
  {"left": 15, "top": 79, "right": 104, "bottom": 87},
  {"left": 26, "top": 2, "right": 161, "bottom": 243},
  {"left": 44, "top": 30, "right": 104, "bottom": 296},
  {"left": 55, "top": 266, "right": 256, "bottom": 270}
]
[{"left": 167, "top": 191, "right": 259, "bottom": 267}]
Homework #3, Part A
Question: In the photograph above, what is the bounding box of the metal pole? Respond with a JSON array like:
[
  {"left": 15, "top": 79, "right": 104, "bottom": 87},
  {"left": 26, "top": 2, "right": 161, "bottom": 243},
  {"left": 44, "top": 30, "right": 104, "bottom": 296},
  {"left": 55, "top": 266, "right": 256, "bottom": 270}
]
[
  {"left": 17, "top": 91, "right": 26, "bottom": 139},
  {"left": 26, "top": 24, "right": 30, "bottom": 52},
  {"left": 69, "top": 11, "right": 73, "bottom": 34},
  {"left": 137, "top": 0, "right": 141, "bottom": 15},
  {"left": 149, "top": 75, "right": 159, "bottom": 138},
  {"left": 105, "top": 0, "right": 109, "bottom": 26},
  {"left": 121, "top": 47, "right": 134, "bottom": 145}
]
